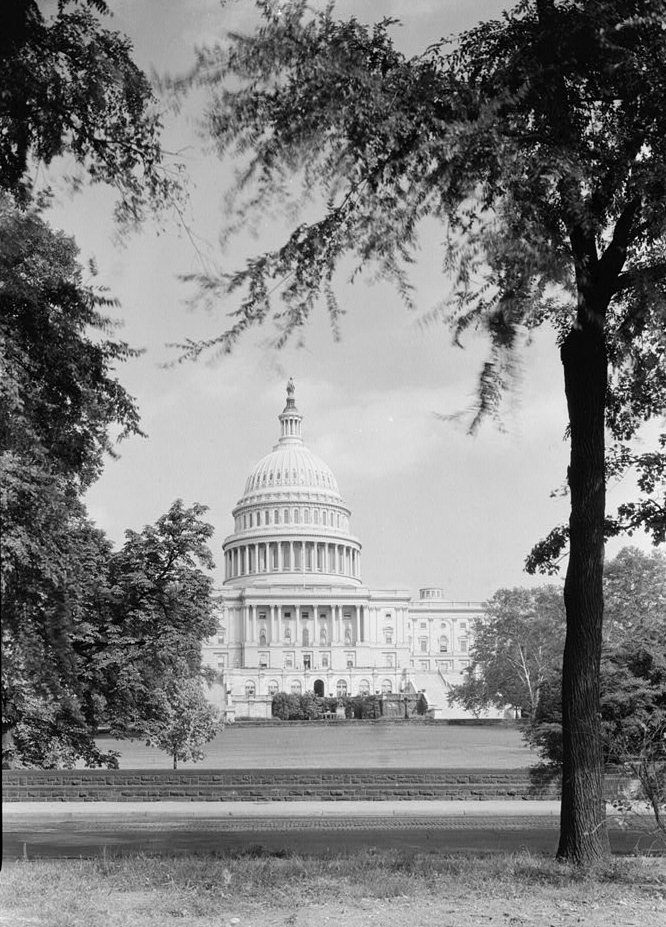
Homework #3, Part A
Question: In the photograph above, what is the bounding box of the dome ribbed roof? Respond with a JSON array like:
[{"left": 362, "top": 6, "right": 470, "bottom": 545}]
[
  {"left": 243, "top": 444, "right": 340, "bottom": 497},
  {"left": 235, "top": 379, "right": 343, "bottom": 507}
]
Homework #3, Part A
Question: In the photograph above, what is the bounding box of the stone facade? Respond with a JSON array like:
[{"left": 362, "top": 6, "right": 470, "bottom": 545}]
[{"left": 202, "top": 382, "right": 503, "bottom": 721}]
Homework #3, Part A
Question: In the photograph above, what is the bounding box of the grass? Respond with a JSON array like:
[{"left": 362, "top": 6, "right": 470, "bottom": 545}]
[{"left": 1, "top": 849, "right": 665, "bottom": 927}]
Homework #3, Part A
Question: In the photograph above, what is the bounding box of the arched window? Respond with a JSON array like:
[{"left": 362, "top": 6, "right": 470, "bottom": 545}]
[
  {"left": 291, "top": 680, "right": 302, "bottom": 695},
  {"left": 381, "top": 679, "right": 393, "bottom": 694},
  {"left": 274, "top": 509, "right": 280, "bottom": 524},
  {"left": 245, "top": 681, "right": 256, "bottom": 698},
  {"left": 358, "top": 680, "right": 370, "bottom": 695},
  {"left": 283, "top": 508, "right": 290, "bottom": 524},
  {"left": 322, "top": 511, "right": 327, "bottom": 526},
  {"left": 302, "top": 627, "right": 310, "bottom": 647},
  {"left": 304, "top": 508, "right": 310, "bottom": 523},
  {"left": 294, "top": 508, "right": 300, "bottom": 524},
  {"left": 439, "top": 636, "right": 449, "bottom": 652},
  {"left": 320, "top": 625, "right": 327, "bottom": 645},
  {"left": 284, "top": 624, "right": 291, "bottom": 641},
  {"left": 268, "top": 681, "right": 279, "bottom": 696},
  {"left": 336, "top": 680, "right": 348, "bottom": 697}
]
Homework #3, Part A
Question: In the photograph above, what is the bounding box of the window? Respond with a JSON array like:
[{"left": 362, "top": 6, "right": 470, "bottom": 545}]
[
  {"left": 384, "top": 653, "right": 395, "bottom": 667},
  {"left": 284, "top": 625, "right": 291, "bottom": 641},
  {"left": 438, "top": 660, "right": 454, "bottom": 673},
  {"left": 304, "top": 508, "right": 310, "bottom": 523},
  {"left": 217, "top": 631, "right": 226, "bottom": 644},
  {"left": 268, "top": 681, "right": 279, "bottom": 696},
  {"left": 274, "top": 509, "right": 280, "bottom": 524},
  {"left": 217, "top": 659, "right": 225, "bottom": 670},
  {"left": 439, "top": 636, "right": 449, "bottom": 652},
  {"left": 294, "top": 508, "right": 300, "bottom": 524},
  {"left": 291, "top": 680, "right": 302, "bottom": 695},
  {"left": 259, "top": 653, "right": 269, "bottom": 668},
  {"left": 345, "top": 652, "right": 355, "bottom": 667},
  {"left": 419, "top": 660, "right": 430, "bottom": 671},
  {"left": 460, "top": 638, "right": 468, "bottom": 653},
  {"left": 245, "top": 681, "right": 256, "bottom": 697},
  {"left": 259, "top": 629, "right": 267, "bottom": 646},
  {"left": 460, "top": 622, "right": 467, "bottom": 631},
  {"left": 381, "top": 679, "right": 393, "bottom": 694},
  {"left": 322, "top": 511, "right": 327, "bottom": 526},
  {"left": 384, "top": 629, "right": 393, "bottom": 645},
  {"left": 358, "top": 680, "right": 370, "bottom": 695},
  {"left": 420, "top": 622, "right": 427, "bottom": 629},
  {"left": 303, "top": 655, "right": 311, "bottom": 670},
  {"left": 420, "top": 638, "right": 428, "bottom": 653},
  {"left": 283, "top": 508, "right": 290, "bottom": 524},
  {"left": 302, "top": 628, "right": 310, "bottom": 646},
  {"left": 321, "top": 654, "right": 329, "bottom": 668},
  {"left": 336, "top": 680, "right": 348, "bottom": 697},
  {"left": 344, "top": 625, "right": 352, "bottom": 644},
  {"left": 320, "top": 626, "right": 327, "bottom": 645},
  {"left": 284, "top": 652, "right": 294, "bottom": 668}
]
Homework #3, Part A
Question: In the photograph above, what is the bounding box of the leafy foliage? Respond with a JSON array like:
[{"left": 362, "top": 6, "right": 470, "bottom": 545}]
[
  {"left": 450, "top": 586, "right": 565, "bottom": 718},
  {"left": 473, "top": 549, "right": 666, "bottom": 830},
  {"left": 2, "top": 498, "right": 218, "bottom": 768},
  {"left": 0, "top": 0, "right": 181, "bottom": 224},
  {"left": 0, "top": 196, "right": 144, "bottom": 767},
  {"left": 143, "top": 676, "right": 222, "bottom": 769}
]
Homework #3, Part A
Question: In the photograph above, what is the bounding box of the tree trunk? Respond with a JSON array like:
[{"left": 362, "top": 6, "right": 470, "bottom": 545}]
[
  {"left": 557, "top": 325, "right": 610, "bottom": 863},
  {"left": 173, "top": 754, "right": 177, "bottom": 770}
]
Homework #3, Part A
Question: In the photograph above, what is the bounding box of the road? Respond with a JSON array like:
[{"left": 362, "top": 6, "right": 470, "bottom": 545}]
[{"left": 4, "top": 801, "right": 661, "bottom": 862}]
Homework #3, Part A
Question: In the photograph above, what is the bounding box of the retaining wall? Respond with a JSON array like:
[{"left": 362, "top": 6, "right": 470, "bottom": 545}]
[{"left": 2, "top": 767, "right": 630, "bottom": 802}]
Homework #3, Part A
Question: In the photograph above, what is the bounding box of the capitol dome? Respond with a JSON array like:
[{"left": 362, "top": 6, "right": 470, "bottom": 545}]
[{"left": 222, "top": 381, "right": 362, "bottom": 587}]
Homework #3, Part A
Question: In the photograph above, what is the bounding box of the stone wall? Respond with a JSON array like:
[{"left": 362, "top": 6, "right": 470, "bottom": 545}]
[{"left": 3, "top": 767, "right": 629, "bottom": 802}]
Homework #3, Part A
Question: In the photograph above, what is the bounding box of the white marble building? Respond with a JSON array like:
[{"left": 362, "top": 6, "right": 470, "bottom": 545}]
[{"left": 202, "top": 381, "right": 498, "bottom": 720}]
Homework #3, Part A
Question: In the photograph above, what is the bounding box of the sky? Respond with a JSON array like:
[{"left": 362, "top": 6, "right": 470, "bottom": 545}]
[{"left": 40, "top": 0, "right": 655, "bottom": 601}]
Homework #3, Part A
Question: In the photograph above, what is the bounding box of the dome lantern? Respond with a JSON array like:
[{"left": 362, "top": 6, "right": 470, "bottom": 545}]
[{"left": 278, "top": 378, "right": 302, "bottom": 444}]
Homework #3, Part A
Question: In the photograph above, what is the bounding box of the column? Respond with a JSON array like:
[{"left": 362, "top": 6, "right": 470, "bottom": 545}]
[
  {"left": 254, "top": 544, "right": 259, "bottom": 573},
  {"left": 290, "top": 541, "right": 295, "bottom": 571},
  {"left": 278, "top": 542, "right": 284, "bottom": 572},
  {"left": 250, "top": 604, "right": 256, "bottom": 642}
]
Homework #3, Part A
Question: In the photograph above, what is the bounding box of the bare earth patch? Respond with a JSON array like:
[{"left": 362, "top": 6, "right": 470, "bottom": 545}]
[{"left": 1, "top": 850, "right": 664, "bottom": 927}]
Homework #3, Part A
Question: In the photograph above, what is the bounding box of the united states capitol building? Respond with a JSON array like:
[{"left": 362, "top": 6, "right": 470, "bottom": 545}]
[{"left": 203, "top": 381, "right": 500, "bottom": 720}]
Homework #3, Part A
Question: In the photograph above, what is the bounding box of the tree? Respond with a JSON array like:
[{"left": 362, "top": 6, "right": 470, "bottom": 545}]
[
  {"left": 462, "top": 550, "right": 666, "bottom": 834},
  {"left": 0, "top": 0, "right": 180, "bottom": 223},
  {"left": 87, "top": 499, "right": 219, "bottom": 741},
  {"left": 1, "top": 196, "right": 142, "bottom": 767},
  {"left": 177, "top": 0, "right": 666, "bottom": 862},
  {"left": 143, "top": 676, "right": 222, "bottom": 770},
  {"left": 450, "top": 586, "right": 565, "bottom": 719},
  {"left": 1, "top": 496, "right": 218, "bottom": 767}
]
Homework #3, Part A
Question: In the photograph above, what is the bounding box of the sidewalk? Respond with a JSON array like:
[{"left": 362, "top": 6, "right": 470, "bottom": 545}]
[{"left": 3, "top": 799, "right": 562, "bottom": 822}]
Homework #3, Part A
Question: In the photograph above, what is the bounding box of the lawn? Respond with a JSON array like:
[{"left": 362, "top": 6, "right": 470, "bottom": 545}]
[
  {"left": 95, "top": 721, "right": 534, "bottom": 769},
  {"left": 1, "top": 850, "right": 664, "bottom": 927}
]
